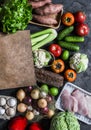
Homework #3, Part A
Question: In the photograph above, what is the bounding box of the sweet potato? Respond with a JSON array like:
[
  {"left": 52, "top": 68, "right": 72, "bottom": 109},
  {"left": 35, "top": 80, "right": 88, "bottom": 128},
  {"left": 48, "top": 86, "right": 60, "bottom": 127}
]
[
  {"left": 28, "top": 0, "right": 52, "bottom": 9},
  {"left": 35, "top": 3, "right": 63, "bottom": 15},
  {"left": 33, "top": 14, "right": 58, "bottom": 25}
]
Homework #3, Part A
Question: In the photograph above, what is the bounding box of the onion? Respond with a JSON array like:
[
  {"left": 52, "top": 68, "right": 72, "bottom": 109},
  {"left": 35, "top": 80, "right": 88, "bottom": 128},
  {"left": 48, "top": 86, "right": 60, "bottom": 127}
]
[
  {"left": 47, "top": 109, "right": 55, "bottom": 118},
  {"left": 25, "top": 111, "right": 34, "bottom": 120},
  {"left": 16, "top": 89, "right": 26, "bottom": 101},
  {"left": 17, "top": 103, "right": 27, "bottom": 113}
]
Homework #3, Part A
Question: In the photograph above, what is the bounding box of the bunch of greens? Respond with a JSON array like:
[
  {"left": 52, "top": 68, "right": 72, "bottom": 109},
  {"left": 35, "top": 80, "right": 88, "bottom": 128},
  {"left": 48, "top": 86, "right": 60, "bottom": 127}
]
[
  {"left": 50, "top": 111, "right": 80, "bottom": 130},
  {"left": 0, "top": 0, "right": 32, "bottom": 33}
]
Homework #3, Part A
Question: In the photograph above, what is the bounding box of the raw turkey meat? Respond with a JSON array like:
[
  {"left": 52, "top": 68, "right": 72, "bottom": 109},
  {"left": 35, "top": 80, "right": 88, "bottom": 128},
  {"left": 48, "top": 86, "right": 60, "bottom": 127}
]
[
  {"left": 61, "top": 89, "right": 78, "bottom": 113},
  {"left": 85, "top": 95, "right": 91, "bottom": 118},
  {"left": 71, "top": 89, "right": 88, "bottom": 116}
]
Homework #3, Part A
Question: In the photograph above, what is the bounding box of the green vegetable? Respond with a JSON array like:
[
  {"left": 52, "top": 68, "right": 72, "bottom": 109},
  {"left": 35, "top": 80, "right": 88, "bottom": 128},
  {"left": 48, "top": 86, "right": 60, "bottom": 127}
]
[
  {"left": 58, "top": 41, "right": 80, "bottom": 51},
  {"left": 0, "top": 0, "right": 32, "bottom": 33},
  {"left": 32, "top": 29, "right": 57, "bottom": 51},
  {"left": 61, "top": 50, "right": 70, "bottom": 60},
  {"left": 31, "top": 28, "right": 54, "bottom": 38},
  {"left": 50, "top": 111, "right": 80, "bottom": 130},
  {"left": 64, "top": 36, "right": 85, "bottom": 42},
  {"left": 57, "top": 26, "right": 74, "bottom": 41},
  {"left": 31, "top": 34, "right": 49, "bottom": 46},
  {"left": 69, "top": 53, "right": 89, "bottom": 73}
]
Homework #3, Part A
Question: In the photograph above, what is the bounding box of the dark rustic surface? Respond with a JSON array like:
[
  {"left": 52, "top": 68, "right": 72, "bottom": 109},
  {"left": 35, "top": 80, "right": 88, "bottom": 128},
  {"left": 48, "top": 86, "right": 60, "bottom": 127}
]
[{"left": 0, "top": 0, "right": 91, "bottom": 129}]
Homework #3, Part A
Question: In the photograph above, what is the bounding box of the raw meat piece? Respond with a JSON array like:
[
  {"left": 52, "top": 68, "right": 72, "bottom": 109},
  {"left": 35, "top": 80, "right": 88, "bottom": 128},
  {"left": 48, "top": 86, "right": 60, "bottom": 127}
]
[
  {"left": 85, "top": 95, "right": 91, "bottom": 118},
  {"left": 35, "top": 68, "right": 64, "bottom": 87},
  {"left": 72, "top": 89, "right": 88, "bottom": 116},
  {"left": 61, "top": 89, "right": 78, "bottom": 113}
]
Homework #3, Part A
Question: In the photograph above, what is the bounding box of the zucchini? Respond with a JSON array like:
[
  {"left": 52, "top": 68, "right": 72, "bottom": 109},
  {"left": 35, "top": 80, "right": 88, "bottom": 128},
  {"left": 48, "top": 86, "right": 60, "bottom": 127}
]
[
  {"left": 57, "top": 26, "right": 74, "bottom": 41},
  {"left": 64, "top": 36, "right": 85, "bottom": 42},
  {"left": 58, "top": 41, "right": 80, "bottom": 51}
]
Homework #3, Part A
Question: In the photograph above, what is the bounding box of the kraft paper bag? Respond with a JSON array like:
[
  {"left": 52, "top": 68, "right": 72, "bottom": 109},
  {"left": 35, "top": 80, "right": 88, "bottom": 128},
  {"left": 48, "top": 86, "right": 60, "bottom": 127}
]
[{"left": 0, "top": 30, "right": 36, "bottom": 89}]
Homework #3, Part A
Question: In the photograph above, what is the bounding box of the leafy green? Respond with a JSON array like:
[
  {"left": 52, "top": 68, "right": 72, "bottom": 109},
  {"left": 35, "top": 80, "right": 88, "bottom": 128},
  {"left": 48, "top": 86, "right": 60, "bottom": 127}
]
[
  {"left": 50, "top": 111, "right": 80, "bottom": 130},
  {"left": 0, "top": 0, "right": 32, "bottom": 33}
]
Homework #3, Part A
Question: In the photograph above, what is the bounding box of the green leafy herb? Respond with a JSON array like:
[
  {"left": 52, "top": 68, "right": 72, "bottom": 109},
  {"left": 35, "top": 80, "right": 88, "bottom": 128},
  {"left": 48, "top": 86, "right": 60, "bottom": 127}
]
[{"left": 0, "top": 0, "right": 32, "bottom": 33}]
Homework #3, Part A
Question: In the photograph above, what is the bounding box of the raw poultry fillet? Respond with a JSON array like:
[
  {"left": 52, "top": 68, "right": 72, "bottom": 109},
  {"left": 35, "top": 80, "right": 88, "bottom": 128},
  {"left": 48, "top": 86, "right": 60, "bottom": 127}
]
[
  {"left": 61, "top": 90, "right": 78, "bottom": 112},
  {"left": 72, "top": 89, "right": 88, "bottom": 116},
  {"left": 61, "top": 89, "right": 91, "bottom": 118}
]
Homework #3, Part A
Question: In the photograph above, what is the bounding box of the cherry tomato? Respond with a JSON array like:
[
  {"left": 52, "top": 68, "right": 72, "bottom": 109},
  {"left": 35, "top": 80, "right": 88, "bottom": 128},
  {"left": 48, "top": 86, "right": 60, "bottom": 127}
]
[
  {"left": 48, "top": 44, "right": 62, "bottom": 57},
  {"left": 75, "top": 23, "right": 89, "bottom": 36},
  {"left": 74, "top": 11, "right": 86, "bottom": 23},
  {"left": 62, "top": 12, "right": 75, "bottom": 26}
]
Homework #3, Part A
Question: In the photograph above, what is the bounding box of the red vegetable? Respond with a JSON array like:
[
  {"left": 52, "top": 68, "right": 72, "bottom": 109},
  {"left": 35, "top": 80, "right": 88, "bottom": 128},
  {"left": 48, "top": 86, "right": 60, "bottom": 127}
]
[
  {"left": 8, "top": 116, "right": 27, "bottom": 130},
  {"left": 29, "top": 123, "right": 43, "bottom": 130},
  {"left": 48, "top": 44, "right": 62, "bottom": 57},
  {"left": 74, "top": 11, "right": 86, "bottom": 23},
  {"left": 75, "top": 23, "right": 89, "bottom": 36}
]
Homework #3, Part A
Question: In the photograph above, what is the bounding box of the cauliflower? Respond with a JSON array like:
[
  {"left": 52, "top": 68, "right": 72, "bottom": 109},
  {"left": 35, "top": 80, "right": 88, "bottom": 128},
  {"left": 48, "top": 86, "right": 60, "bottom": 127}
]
[{"left": 69, "top": 53, "right": 89, "bottom": 73}]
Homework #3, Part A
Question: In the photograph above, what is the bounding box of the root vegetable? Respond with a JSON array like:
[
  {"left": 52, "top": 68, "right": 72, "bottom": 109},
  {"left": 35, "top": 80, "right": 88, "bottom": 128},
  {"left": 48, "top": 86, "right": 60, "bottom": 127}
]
[
  {"left": 28, "top": 0, "right": 52, "bottom": 9},
  {"left": 25, "top": 111, "right": 34, "bottom": 120},
  {"left": 33, "top": 14, "right": 58, "bottom": 25},
  {"left": 16, "top": 89, "right": 26, "bottom": 102},
  {"left": 30, "top": 89, "right": 40, "bottom": 99},
  {"left": 38, "top": 98, "right": 47, "bottom": 108},
  {"left": 35, "top": 3, "right": 63, "bottom": 15},
  {"left": 47, "top": 109, "right": 55, "bottom": 118},
  {"left": 17, "top": 103, "right": 27, "bottom": 113}
]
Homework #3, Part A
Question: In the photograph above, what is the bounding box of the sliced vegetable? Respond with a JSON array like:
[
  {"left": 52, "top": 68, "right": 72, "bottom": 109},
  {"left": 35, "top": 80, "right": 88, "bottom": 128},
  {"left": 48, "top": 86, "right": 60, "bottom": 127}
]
[
  {"left": 32, "top": 29, "right": 57, "bottom": 50},
  {"left": 57, "top": 26, "right": 74, "bottom": 41},
  {"left": 64, "top": 69, "right": 77, "bottom": 82},
  {"left": 51, "top": 59, "right": 65, "bottom": 73},
  {"left": 64, "top": 36, "right": 85, "bottom": 42},
  {"left": 62, "top": 12, "right": 75, "bottom": 26},
  {"left": 58, "top": 41, "right": 80, "bottom": 51}
]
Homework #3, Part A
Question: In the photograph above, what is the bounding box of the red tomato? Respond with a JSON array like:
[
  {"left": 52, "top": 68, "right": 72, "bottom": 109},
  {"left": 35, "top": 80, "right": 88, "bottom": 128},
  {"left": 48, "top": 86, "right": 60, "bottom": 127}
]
[
  {"left": 75, "top": 23, "right": 89, "bottom": 36},
  {"left": 48, "top": 44, "right": 62, "bottom": 57},
  {"left": 74, "top": 11, "right": 86, "bottom": 23}
]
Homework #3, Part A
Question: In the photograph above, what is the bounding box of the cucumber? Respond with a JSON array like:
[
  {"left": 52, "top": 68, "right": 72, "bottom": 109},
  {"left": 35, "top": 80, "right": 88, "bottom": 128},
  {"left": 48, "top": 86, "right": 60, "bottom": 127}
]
[
  {"left": 57, "top": 26, "right": 74, "bottom": 41},
  {"left": 64, "top": 36, "right": 85, "bottom": 42},
  {"left": 58, "top": 41, "right": 80, "bottom": 51}
]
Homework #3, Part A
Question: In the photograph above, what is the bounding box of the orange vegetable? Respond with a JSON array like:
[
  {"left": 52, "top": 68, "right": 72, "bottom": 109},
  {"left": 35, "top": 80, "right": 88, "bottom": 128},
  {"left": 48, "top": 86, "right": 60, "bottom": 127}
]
[
  {"left": 64, "top": 69, "right": 77, "bottom": 82},
  {"left": 51, "top": 59, "right": 65, "bottom": 73},
  {"left": 62, "top": 12, "right": 75, "bottom": 26}
]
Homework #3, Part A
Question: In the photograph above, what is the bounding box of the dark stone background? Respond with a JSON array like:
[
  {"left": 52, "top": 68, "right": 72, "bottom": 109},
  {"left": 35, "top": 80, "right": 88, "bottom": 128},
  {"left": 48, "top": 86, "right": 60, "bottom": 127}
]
[{"left": 0, "top": 0, "right": 91, "bottom": 129}]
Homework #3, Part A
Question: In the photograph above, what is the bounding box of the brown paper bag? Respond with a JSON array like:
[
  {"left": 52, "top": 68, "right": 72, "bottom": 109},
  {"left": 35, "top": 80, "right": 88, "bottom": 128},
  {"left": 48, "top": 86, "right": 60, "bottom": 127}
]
[{"left": 0, "top": 30, "right": 36, "bottom": 89}]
